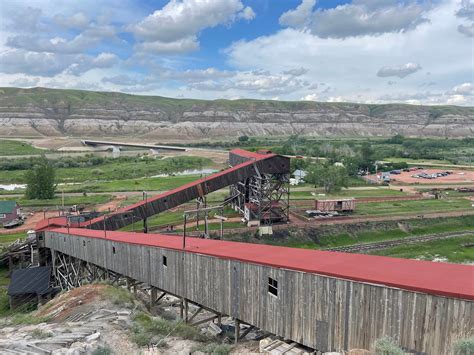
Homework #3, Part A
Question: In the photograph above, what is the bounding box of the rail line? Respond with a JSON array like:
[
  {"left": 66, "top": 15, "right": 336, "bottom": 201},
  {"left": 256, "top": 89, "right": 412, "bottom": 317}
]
[{"left": 325, "top": 231, "right": 474, "bottom": 253}]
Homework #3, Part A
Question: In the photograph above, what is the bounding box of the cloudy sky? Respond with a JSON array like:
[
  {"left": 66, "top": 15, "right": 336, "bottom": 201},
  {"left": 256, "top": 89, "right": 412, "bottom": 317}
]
[{"left": 0, "top": 0, "right": 472, "bottom": 105}]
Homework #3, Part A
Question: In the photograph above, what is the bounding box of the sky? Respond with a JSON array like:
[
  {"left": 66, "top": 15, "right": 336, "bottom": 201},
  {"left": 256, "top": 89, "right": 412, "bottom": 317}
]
[{"left": 0, "top": 0, "right": 472, "bottom": 105}]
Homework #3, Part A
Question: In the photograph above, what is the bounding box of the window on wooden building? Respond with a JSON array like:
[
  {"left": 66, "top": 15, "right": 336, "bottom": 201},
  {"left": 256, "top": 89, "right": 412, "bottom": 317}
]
[
  {"left": 112, "top": 246, "right": 116, "bottom": 254},
  {"left": 268, "top": 277, "right": 278, "bottom": 297},
  {"left": 83, "top": 241, "right": 86, "bottom": 247},
  {"left": 162, "top": 255, "right": 167, "bottom": 267}
]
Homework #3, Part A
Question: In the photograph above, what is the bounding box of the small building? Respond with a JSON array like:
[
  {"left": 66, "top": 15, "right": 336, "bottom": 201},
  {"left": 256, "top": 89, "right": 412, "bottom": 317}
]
[
  {"left": 315, "top": 198, "right": 356, "bottom": 212},
  {"left": 291, "top": 169, "right": 307, "bottom": 185},
  {"left": 0, "top": 201, "right": 20, "bottom": 224},
  {"left": 244, "top": 201, "right": 285, "bottom": 224},
  {"left": 7, "top": 266, "right": 55, "bottom": 309}
]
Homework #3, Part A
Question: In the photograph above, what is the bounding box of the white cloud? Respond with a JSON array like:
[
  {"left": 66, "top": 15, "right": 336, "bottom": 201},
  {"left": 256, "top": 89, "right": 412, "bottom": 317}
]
[
  {"left": 129, "top": 0, "right": 254, "bottom": 54},
  {"left": 283, "top": 67, "right": 309, "bottom": 76},
  {"left": 66, "top": 52, "right": 119, "bottom": 75},
  {"left": 225, "top": 0, "right": 473, "bottom": 104},
  {"left": 279, "top": 0, "right": 429, "bottom": 38},
  {"left": 0, "top": 49, "right": 74, "bottom": 76},
  {"left": 7, "top": 24, "right": 117, "bottom": 54},
  {"left": 0, "top": 49, "right": 118, "bottom": 77},
  {"left": 458, "top": 23, "right": 474, "bottom": 36},
  {"left": 301, "top": 93, "right": 319, "bottom": 101},
  {"left": 9, "top": 76, "right": 40, "bottom": 88},
  {"left": 279, "top": 0, "right": 315, "bottom": 28},
  {"left": 377, "top": 63, "right": 422, "bottom": 78},
  {"left": 456, "top": 0, "right": 474, "bottom": 20},
  {"left": 238, "top": 6, "right": 256, "bottom": 21},
  {"left": 53, "top": 12, "right": 89, "bottom": 29},
  {"left": 134, "top": 36, "right": 199, "bottom": 54},
  {"left": 449, "top": 82, "right": 474, "bottom": 95}
]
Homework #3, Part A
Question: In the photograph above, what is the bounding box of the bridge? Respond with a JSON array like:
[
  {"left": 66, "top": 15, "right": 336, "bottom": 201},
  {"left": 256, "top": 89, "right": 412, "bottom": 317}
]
[
  {"left": 80, "top": 139, "right": 187, "bottom": 152},
  {"left": 34, "top": 149, "right": 473, "bottom": 354}
]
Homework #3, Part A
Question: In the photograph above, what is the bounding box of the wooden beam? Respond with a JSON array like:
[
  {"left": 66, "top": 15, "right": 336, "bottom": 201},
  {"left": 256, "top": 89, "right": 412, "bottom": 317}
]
[
  {"left": 239, "top": 325, "right": 255, "bottom": 340},
  {"left": 191, "top": 315, "right": 218, "bottom": 327},
  {"left": 187, "top": 306, "right": 204, "bottom": 323}
]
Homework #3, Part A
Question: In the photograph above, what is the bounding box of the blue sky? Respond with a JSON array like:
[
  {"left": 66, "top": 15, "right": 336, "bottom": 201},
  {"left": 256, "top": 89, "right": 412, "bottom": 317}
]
[{"left": 0, "top": 0, "right": 472, "bottom": 105}]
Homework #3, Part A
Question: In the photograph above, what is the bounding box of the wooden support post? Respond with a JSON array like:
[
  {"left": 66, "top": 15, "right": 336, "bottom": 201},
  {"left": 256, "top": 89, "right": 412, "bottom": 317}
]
[
  {"left": 150, "top": 287, "right": 157, "bottom": 308},
  {"left": 196, "top": 200, "right": 200, "bottom": 231},
  {"left": 191, "top": 315, "right": 218, "bottom": 327},
  {"left": 239, "top": 325, "right": 255, "bottom": 340},
  {"left": 220, "top": 207, "right": 224, "bottom": 240},
  {"left": 180, "top": 298, "right": 184, "bottom": 319},
  {"left": 204, "top": 211, "right": 208, "bottom": 238},
  {"left": 217, "top": 314, "right": 222, "bottom": 326},
  {"left": 156, "top": 291, "right": 167, "bottom": 303},
  {"left": 234, "top": 319, "right": 240, "bottom": 344},
  {"left": 143, "top": 217, "right": 148, "bottom": 234},
  {"left": 187, "top": 306, "right": 204, "bottom": 323},
  {"left": 183, "top": 215, "right": 187, "bottom": 249},
  {"left": 184, "top": 299, "right": 189, "bottom": 322}
]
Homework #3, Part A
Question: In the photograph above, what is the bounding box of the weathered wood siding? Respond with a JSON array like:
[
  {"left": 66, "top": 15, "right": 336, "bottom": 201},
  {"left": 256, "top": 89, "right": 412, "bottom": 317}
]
[{"left": 45, "top": 231, "right": 473, "bottom": 354}]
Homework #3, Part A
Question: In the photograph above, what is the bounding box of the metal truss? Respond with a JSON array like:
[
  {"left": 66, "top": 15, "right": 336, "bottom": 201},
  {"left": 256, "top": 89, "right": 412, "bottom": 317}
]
[{"left": 230, "top": 166, "right": 290, "bottom": 225}]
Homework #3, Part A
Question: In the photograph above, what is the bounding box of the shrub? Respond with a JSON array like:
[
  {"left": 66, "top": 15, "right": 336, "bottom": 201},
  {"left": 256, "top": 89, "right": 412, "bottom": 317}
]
[
  {"left": 30, "top": 329, "right": 53, "bottom": 339},
  {"left": 92, "top": 346, "right": 113, "bottom": 355},
  {"left": 453, "top": 338, "right": 474, "bottom": 355},
  {"left": 104, "top": 286, "right": 135, "bottom": 306},
  {"left": 131, "top": 312, "right": 208, "bottom": 347},
  {"left": 191, "top": 342, "right": 232, "bottom": 355},
  {"left": 374, "top": 336, "right": 404, "bottom": 355}
]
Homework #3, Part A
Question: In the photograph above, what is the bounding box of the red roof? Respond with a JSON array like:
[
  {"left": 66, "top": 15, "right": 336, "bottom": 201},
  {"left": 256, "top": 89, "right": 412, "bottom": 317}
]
[
  {"left": 35, "top": 217, "right": 68, "bottom": 231},
  {"left": 230, "top": 148, "right": 276, "bottom": 160},
  {"left": 50, "top": 228, "right": 474, "bottom": 301}
]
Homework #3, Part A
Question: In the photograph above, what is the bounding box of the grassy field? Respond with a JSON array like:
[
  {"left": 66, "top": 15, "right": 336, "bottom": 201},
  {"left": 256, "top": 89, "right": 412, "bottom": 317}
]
[
  {"left": 0, "top": 156, "right": 214, "bottom": 184},
  {"left": 355, "top": 198, "right": 473, "bottom": 216},
  {"left": 370, "top": 235, "right": 474, "bottom": 263},
  {"left": 62, "top": 175, "right": 201, "bottom": 193},
  {"left": 121, "top": 206, "right": 241, "bottom": 231},
  {"left": 291, "top": 187, "right": 407, "bottom": 200},
  {"left": 268, "top": 216, "right": 474, "bottom": 251},
  {"left": 0, "top": 140, "right": 47, "bottom": 156},
  {"left": 0, "top": 231, "right": 25, "bottom": 248},
  {"left": 0, "top": 194, "right": 112, "bottom": 208}
]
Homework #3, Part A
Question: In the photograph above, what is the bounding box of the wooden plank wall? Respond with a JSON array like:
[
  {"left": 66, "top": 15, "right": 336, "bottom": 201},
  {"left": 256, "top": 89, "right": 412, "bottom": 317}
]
[{"left": 45, "top": 231, "right": 473, "bottom": 354}]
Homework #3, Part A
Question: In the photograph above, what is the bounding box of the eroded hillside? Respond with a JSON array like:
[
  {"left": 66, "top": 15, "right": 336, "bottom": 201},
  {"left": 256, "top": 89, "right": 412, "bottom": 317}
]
[{"left": 0, "top": 87, "right": 472, "bottom": 139}]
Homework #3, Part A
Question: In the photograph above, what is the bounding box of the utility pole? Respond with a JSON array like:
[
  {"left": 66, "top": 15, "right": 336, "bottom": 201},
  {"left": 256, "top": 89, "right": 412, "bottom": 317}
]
[
  {"left": 183, "top": 214, "right": 187, "bottom": 249},
  {"left": 143, "top": 191, "right": 148, "bottom": 233}
]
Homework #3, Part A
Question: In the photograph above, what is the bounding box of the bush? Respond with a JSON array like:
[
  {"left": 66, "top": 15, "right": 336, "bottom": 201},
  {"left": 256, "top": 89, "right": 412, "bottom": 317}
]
[
  {"left": 30, "top": 329, "right": 53, "bottom": 339},
  {"left": 131, "top": 312, "right": 208, "bottom": 347},
  {"left": 453, "top": 338, "right": 474, "bottom": 355},
  {"left": 104, "top": 286, "right": 135, "bottom": 306},
  {"left": 374, "top": 336, "right": 404, "bottom": 355},
  {"left": 92, "top": 346, "right": 113, "bottom": 355},
  {"left": 191, "top": 342, "right": 232, "bottom": 355}
]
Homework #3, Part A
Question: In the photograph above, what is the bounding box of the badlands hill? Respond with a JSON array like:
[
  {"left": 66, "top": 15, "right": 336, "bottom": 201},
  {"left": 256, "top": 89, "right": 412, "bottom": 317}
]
[{"left": 0, "top": 87, "right": 472, "bottom": 139}]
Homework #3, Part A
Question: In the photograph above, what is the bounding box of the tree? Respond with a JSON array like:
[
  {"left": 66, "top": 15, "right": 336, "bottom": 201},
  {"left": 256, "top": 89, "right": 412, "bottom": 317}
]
[
  {"left": 305, "top": 162, "right": 349, "bottom": 193},
  {"left": 238, "top": 135, "right": 249, "bottom": 142},
  {"left": 25, "top": 157, "right": 56, "bottom": 199},
  {"left": 359, "top": 142, "right": 375, "bottom": 173}
]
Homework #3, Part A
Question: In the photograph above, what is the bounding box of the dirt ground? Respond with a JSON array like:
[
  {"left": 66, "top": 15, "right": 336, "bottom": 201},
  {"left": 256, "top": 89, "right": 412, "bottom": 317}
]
[
  {"left": 0, "top": 210, "right": 60, "bottom": 235},
  {"left": 368, "top": 169, "right": 474, "bottom": 184}
]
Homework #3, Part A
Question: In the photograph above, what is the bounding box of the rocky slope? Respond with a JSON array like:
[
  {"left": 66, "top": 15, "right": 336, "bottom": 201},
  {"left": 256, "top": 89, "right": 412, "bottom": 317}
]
[{"left": 0, "top": 87, "right": 472, "bottom": 139}]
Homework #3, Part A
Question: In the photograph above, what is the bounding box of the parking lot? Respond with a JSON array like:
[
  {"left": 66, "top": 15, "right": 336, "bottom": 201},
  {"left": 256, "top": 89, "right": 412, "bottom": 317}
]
[{"left": 369, "top": 168, "right": 474, "bottom": 184}]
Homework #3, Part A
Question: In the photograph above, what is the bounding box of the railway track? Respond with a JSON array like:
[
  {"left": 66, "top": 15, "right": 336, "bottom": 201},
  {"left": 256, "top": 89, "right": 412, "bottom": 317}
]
[{"left": 325, "top": 231, "right": 474, "bottom": 253}]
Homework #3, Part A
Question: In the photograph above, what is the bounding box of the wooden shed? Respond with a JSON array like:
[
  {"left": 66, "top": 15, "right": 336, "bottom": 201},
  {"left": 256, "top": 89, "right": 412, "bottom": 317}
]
[{"left": 315, "top": 198, "right": 355, "bottom": 212}]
